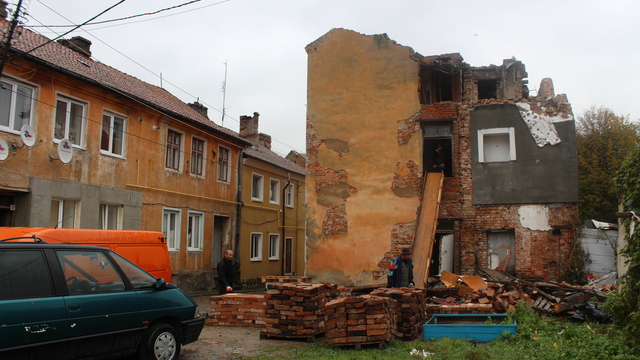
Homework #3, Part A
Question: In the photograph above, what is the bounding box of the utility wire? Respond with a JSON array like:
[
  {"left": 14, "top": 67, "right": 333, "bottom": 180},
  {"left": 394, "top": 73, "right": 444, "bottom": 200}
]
[
  {"left": 26, "top": 0, "right": 204, "bottom": 28},
  {"left": 24, "top": 0, "right": 126, "bottom": 55}
]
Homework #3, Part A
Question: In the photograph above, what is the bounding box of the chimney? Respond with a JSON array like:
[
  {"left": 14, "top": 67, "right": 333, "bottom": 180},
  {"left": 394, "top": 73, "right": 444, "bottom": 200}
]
[
  {"left": 240, "top": 112, "right": 260, "bottom": 145},
  {"left": 57, "top": 36, "right": 92, "bottom": 57},
  {"left": 188, "top": 101, "right": 208, "bottom": 118},
  {"left": 1, "top": 1, "right": 8, "bottom": 20},
  {"left": 258, "top": 133, "right": 272, "bottom": 149}
]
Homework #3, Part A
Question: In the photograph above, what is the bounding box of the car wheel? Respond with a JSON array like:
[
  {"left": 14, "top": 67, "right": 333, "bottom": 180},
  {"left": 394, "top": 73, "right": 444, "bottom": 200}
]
[{"left": 138, "top": 323, "right": 181, "bottom": 360}]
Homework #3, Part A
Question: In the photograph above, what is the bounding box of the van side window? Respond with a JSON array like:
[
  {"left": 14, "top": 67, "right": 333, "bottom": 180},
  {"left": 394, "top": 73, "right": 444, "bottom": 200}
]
[
  {"left": 0, "top": 250, "right": 54, "bottom": 300},
  {"left": 56, "top": 250, "right": 125, "bottom": 294}
]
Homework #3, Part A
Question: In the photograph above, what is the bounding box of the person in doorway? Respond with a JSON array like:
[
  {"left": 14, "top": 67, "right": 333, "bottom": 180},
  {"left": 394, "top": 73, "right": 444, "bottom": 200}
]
[
  {"left": 217, "top": 249, "right": 235, "bottom": 295},
  {"left": 387, "top": 248, "right": 414, "bottom": 288},
  {"left": 431, "top": 143, "right": 446, "bottom": 171}
]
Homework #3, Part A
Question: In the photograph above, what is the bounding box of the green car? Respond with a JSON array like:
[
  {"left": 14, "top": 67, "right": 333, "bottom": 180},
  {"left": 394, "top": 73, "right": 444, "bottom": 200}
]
[{"left": 0, "top": 240, "right": 205, "bottom": 360}]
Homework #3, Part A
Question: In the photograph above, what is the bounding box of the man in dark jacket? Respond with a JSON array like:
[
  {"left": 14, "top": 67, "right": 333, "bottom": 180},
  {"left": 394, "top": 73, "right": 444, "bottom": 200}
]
[
  {"left": 387, "top": 248, "right": 414, "bottom": 288},
  {"left": 217, "top": 249, "right": 235, "bottom": 295}
]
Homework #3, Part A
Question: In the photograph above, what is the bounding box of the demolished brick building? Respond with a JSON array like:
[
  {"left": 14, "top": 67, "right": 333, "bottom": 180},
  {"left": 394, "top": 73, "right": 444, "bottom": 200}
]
[{"left": 304, "top": 28, "right": 578, "bottom": 286}]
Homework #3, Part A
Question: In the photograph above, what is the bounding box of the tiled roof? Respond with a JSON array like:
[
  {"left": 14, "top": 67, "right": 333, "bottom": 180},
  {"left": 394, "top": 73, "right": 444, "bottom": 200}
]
[
  {"left": 245, "top": 145, "right": 305, "bottom": 176},
  {"left": 2, "top": 20, "right": 249, "bottom": 145}
]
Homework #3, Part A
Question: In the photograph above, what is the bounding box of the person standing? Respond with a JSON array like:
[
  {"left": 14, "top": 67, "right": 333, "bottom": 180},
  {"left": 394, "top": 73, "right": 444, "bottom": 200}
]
[
  {"left": 387, "top": 248, "right": 414, "bottom": 288},
  {"left": 431, "top": 143, "right": 446, "bottom": 172},
  {"left": 217, "top": 249, "right": 235, "bottom": 295}
]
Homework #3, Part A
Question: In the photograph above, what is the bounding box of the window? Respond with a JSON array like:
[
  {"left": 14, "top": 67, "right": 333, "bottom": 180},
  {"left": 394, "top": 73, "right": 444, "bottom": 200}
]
[
  {"left": 50, "top": 199, "right": 77, "bottom": 228},
  {"left": 100, "top": 112, "right": 126, "bottom": 156},
  {"left": 191, "top": 138, "right": 205, "bottom": 176},
  {"left": 0, "top": 250, "right": 53, "bottom": 300},
  {"left": 269, "top": 234, "right": 279, "bottom": 260},
  {"left": 162, "top": 208, "right": 181, "bottom": 251},
  {"left": 54, "top": 96, "right": 86, "bottom": 146},
  {"left": 478, "top": 128, "right": 516, "bottom": 163},
  {"left": 0, "top": 78, "right": 34, "bottom": 132},
  {"left": 165, "top": 129, "right": 182, "bottom": 171},
  {"left": 251, "top": 173, "right": 263, "bottom": 201},
  {"left": 187, "top": 212, "right": 204, "bottom": 251},
  {"left": 99, "top": 204, "right": 121, "bottom": 230},
  {"left": 217, "top": 146, "right": 230, "bottom": 182},
  {"left": 250, "top": 233, "right": 262, "bottom": 261},
  {"left": 56, "top": 250, "right": 125, "bottom": 294},
  {"left": 284, "top": 184, "right": 294, "bottom": 208},
  {"left": 269, "top": 179, "right": 280, "bottom": 204}
]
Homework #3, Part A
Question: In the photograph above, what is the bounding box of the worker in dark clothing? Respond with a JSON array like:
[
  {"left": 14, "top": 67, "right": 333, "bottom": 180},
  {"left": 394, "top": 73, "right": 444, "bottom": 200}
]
[
  {"left": 217, "top": 249, "right": 235, "bottom": 295},
  {"left": 431, "top": 143, "right": 446, "bottom": 172},
  {"left": 387, "top": 248, "right": 414, "bottom": 288}
]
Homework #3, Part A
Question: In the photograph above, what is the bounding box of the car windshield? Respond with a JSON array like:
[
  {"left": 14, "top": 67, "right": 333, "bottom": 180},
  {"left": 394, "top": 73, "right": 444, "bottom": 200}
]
[{"left": 110, "top": 252, "right": 157, "bottom": 289}]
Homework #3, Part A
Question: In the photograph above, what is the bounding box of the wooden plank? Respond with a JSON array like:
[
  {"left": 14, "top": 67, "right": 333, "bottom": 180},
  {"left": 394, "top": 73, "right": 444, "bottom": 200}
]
[{"left": 411, "top": 172, "right": 444, "bottom": 289}]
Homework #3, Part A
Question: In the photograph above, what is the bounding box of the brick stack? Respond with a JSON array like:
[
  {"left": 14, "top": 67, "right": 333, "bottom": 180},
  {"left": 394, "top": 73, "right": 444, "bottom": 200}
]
[
  {"left": 370, "top": 287, "right": 426, "bottom": 340},
  {"left": 261, "top": 282, "right": 328, "bottom": 340},
  {"left": 325, "top": 295, "right": 397, "bottom": 347},
  {"left": 206, "top": 294, "right": 266, "bottom": 328}
]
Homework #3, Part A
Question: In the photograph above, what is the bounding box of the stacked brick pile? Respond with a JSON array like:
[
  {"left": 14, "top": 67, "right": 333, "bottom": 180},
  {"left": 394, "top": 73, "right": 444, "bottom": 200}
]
[
  {"left": 425, "top": 303, "right": 493, "bottom": 318},
  {"left": 326, "top": 295, "right": 397, "bottom": 347},
  {"left": 206, "top": 294, "right": 266, "bottom": 328},
  {"left": 261, "top": 282, "right": 328, "bottom": 339},
  {"left": 370, "top": 287, "right": 426, "bottom": 340}
]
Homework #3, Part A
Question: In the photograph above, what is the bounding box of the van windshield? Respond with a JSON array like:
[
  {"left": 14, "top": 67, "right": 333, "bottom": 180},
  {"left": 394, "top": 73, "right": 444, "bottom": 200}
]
[{"left": 110, "top": 252, "right": 157, "bottom": 289}]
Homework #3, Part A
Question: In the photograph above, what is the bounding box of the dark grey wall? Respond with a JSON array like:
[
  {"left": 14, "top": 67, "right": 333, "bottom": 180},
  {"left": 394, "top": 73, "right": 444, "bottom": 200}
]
[{"left": 471, "top": 104, "right": 578, "bottom": 204}]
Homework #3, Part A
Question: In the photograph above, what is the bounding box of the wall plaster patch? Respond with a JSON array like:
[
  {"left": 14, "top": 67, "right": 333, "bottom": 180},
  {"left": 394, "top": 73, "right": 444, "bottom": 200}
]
[
  {"left": 516, "top": 102, "right": 573, "bottom": 147},
  {"left": 518, "top": 205, "right": 551, "bottom": 231}
]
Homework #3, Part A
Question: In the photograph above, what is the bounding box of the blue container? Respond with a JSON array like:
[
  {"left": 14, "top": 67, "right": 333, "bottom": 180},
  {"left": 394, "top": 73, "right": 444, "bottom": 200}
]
[{"left": 423, "top": 314, "right": 517, "bottom": 342}]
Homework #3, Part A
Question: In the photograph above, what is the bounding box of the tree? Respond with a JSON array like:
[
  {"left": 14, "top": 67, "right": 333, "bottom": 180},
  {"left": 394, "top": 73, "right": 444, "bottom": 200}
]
[
  {"left": 576, "top": 106, "right": 640, "bottom": 222},
  {"left": 606, "top": 142, "right": 640, "bottom": 348}
]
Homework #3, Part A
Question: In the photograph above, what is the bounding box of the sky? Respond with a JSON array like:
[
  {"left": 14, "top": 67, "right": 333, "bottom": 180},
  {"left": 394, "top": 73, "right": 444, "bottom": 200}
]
[{"left": 11, "top": 0, "right": 640, "bottom": 156}]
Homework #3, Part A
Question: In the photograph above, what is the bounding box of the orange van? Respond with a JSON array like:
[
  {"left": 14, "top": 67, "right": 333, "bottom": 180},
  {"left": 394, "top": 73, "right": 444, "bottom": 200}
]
[{"left": 0, "top": 227, "right": 172, "bottom": 282}]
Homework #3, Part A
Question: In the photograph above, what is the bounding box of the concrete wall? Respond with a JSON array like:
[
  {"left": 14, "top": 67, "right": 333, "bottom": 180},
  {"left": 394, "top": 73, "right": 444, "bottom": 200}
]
[{"left": 305, "top": 29, "right": 423, "bottom": 285}]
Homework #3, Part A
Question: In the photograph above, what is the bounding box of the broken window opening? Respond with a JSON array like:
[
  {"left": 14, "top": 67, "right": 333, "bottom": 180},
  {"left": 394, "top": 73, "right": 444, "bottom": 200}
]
[
  {"left": 488, "top": 230, "right": 516, "bottom": 275},
  {"left": 423, "top": 123, "right": 454, "bottom": 177},
  {"left": 419, "top": 66, "right": 460, "bottom": 104},
  {"left": 477, "top": 79, "right": 498, "bottom": 100}
]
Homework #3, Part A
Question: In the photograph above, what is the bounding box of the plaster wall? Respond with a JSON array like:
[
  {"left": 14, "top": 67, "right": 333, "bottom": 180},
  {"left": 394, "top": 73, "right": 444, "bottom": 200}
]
[{"left": 305, "top": 29, "right": 423, "bottom": 285}]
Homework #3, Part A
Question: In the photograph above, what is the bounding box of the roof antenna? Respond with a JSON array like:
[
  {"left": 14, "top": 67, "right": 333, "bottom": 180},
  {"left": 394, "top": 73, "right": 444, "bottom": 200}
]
[{"left": 221, "top": 61, "right": 227, "bottom": 127}]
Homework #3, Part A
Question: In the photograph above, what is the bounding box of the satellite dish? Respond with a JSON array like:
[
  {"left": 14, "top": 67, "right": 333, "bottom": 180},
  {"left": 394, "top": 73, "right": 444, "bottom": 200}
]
[
  {"left": 57, "top": 139, "right": 73, "bottom": 164},
  {"left": 20, "top": 125, "right": 36, "bottom": 147},
  {"left": 0, "top": 138, "right": 9, "bottom": 161}
]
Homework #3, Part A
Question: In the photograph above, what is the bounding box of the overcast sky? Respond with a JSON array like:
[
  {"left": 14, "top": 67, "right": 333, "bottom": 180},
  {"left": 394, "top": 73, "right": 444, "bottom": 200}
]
[{"left": 14, "top": 0, "right": 640, "bottom": 156}]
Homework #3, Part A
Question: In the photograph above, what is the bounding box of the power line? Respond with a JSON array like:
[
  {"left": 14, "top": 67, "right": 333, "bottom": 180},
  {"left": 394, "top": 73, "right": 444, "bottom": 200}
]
[{"left": 26, "top": 0, "right": 204, "bottom": 28}]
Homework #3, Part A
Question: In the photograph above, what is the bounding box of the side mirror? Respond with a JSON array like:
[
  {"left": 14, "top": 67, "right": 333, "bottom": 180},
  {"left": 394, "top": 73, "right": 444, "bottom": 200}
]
[{"left": 155, "top": 278, "right": 167, "bottom": 289}]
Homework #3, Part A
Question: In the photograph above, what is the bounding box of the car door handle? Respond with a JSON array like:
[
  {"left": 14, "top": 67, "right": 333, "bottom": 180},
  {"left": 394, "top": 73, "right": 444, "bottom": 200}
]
[{"left": 68, "top": 304, "right": 81, "bottom": 312}]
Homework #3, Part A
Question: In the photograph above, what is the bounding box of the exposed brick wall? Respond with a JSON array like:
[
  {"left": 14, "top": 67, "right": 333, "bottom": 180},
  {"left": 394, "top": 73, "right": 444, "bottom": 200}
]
[
  {"left": 323, "top": 203, "right": 348, "bottom": 235},
  {"left": 419, "top": 102, "right": 458, "bottom": 120},
  {"left": 374, "top": 221, "right": 417, "bottom": 280},
  {"left": 391, "top": 160, "right": 421, "bottom": 194}
]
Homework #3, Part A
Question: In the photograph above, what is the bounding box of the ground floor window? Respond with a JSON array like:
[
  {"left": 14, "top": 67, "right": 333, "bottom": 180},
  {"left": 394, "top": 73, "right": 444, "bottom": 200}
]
[
  {"left": 50, "top": 199, "right": 77, "bottom": 228},
  {"left": 250, "top": 233, "right": 262, "bottom": 261},
  {"left": 162, "top": 208, "right": 181, "bottom": 251}
]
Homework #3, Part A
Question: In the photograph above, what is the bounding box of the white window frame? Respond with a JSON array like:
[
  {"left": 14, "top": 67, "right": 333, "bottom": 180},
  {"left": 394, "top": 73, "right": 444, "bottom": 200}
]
[
  {"left": 187, "top": 211, "right": 204, "bottom": 251},
  {"left": 100, "top": 111, "right": 127, "bottom": 158},
  {"left": 477, "top": 127, "right": 516, "bottom": 163},
  {"left": 250, "top": 232, "right": 263, "bottom": 261},
  {"left": 50, "top": 199, "right": 78, "bottom": 228},
  {"left": 162, "top": 208, "right": 182, "bottom": 252},
  {"left": 0, "top": 77, "right": 35, "bottom": 133},
  {"left": 165, "top": 129, "right": 183, "bottom": 171},
  {"left": 269, "top": 179, "right": 280, "bottom": 205},
  {"left": 54, "top": 95, "right": 87, "bottom": 147},
  {"left": 284, "top": 184, "right": 294, "bottom": 208},
  {"left": 217, "top": 146, "right": 230, "bottom": 183},
  {"left": 269, "top": 234, "right": 280, "bottom": 260},
  {"left": 99, "top": 203, "right": 122, "bottom": 230},
  {"left": 251, "top": 173, "right": 264, "bottom": 202},
  {"left": 190, "top": 137, "right": 206, "bottom": 176}
]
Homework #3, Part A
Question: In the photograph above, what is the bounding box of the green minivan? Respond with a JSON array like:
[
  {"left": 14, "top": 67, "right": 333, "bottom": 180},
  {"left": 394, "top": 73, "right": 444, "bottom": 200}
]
[{"left": 0, "top": 240, "right": 205, "bottom": 360}]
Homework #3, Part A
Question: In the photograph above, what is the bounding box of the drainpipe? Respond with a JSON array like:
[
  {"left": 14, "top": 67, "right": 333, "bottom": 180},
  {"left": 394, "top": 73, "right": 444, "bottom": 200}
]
[
  {"left": 281, "top": 173, "right": 292, "bottom": 276},
  {"left": 234, "top": 149, "right": 244, "bottom": 288}
]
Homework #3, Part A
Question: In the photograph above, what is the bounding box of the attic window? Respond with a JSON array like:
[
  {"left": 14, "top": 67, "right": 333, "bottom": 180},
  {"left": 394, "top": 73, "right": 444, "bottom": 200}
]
[
  {"left": 75, "top": 57, "right": 90, "bottom": 67},
  {"left": 477, "top": 79, "right": 497, "bottom": 99}
]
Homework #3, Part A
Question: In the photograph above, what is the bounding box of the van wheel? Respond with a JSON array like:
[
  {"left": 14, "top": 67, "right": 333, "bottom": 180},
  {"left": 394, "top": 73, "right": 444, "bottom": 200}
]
[{"left": 138, "top": 323, "right": 181, "bottom": 360}]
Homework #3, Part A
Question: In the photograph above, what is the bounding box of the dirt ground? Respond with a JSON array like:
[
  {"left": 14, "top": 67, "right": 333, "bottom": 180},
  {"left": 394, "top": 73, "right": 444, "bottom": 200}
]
[{"left": 179, "top": 295, "right": 311, "bottom": 360}]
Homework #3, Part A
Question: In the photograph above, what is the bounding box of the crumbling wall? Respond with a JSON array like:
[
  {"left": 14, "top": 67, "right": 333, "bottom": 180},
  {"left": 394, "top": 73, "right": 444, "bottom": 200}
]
[{"left": 305, "top": 28, "right": 423, "bottom": 285}]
